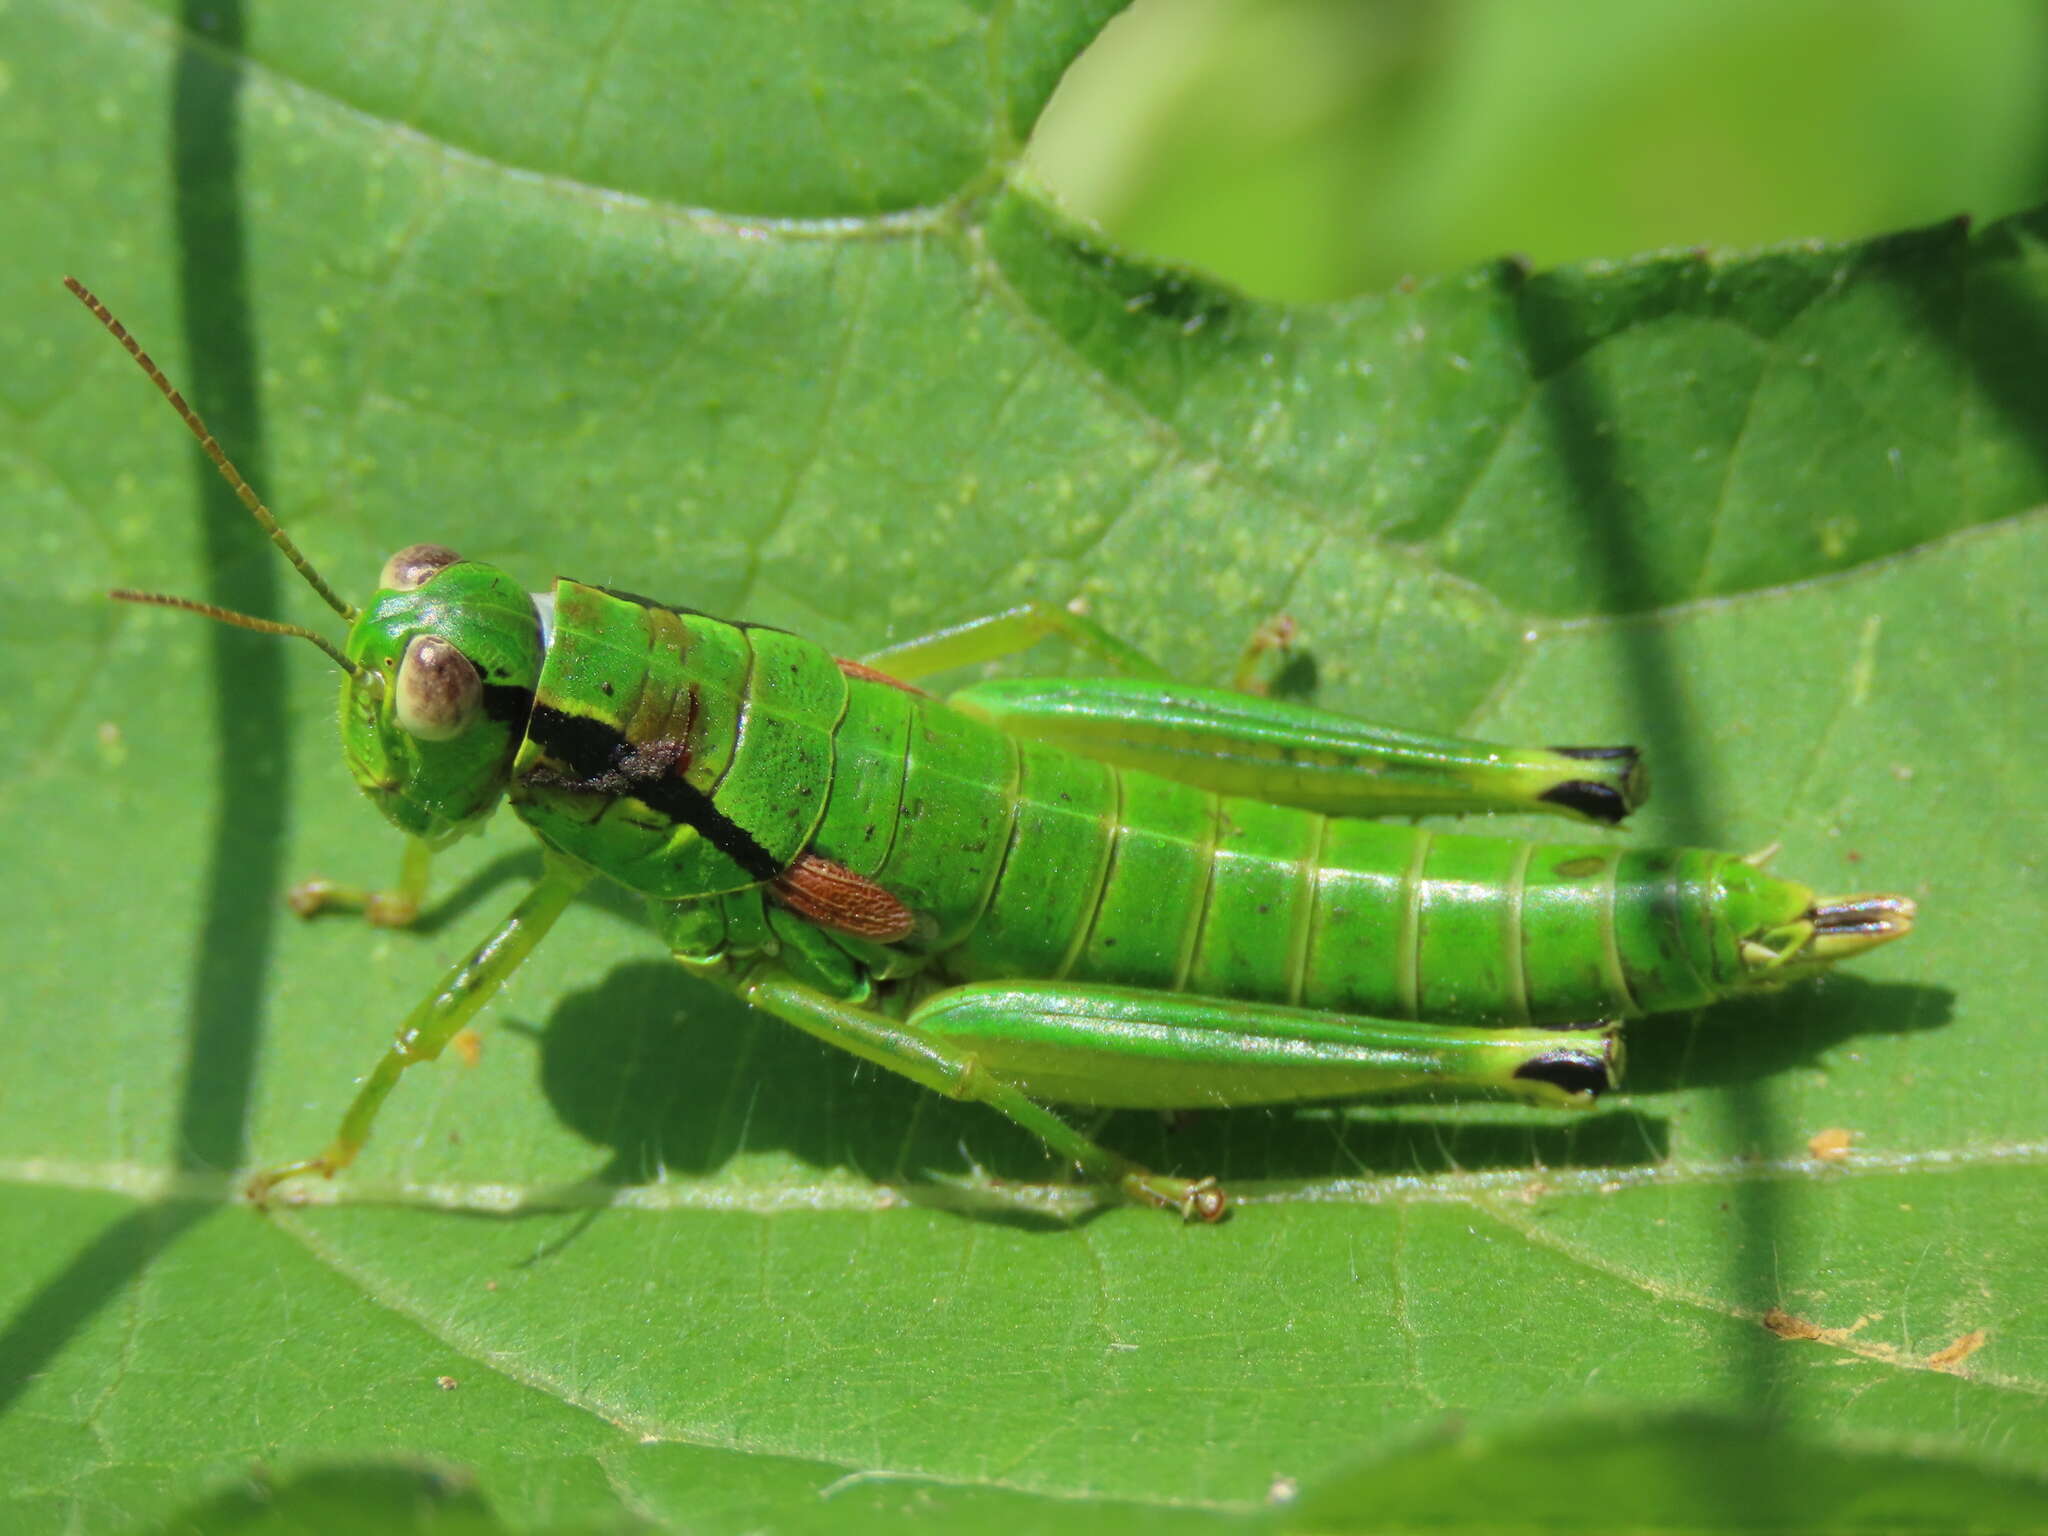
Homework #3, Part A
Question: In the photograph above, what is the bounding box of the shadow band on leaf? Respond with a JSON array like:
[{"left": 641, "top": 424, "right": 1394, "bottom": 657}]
[
  {"left": 0, "top": 0, "right": 267, "bottom": 1427},
  {"left": 453, "top": 961, "right": 1944, "bottom": 1230}
]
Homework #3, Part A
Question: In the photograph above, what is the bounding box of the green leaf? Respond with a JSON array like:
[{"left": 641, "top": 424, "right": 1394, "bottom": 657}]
[{"left": 1, "top": 3, "right": 2042, "bottom": 1532}]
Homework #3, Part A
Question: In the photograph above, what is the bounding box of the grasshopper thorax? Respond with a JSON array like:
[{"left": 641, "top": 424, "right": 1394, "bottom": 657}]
[{"left": 342, "top": 546, "right": 545, "bottom": 845}]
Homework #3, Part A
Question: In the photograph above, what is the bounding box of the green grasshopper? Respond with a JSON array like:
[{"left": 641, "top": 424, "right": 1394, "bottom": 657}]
[{"left": 78, "top": 278, "right": 1916, "bottom": 1219}]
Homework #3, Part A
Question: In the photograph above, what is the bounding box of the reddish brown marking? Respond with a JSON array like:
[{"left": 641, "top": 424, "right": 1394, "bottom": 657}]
[
  {"left": 834, "top": 657, "right": 926, "bottom": 696},
  {"left": 773, "top": 852, "right": 917, "bottom": 941}
]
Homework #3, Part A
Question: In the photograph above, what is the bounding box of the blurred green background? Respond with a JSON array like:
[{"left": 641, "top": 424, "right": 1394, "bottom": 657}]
[{"left": 1031, "top": 0, "right": 2048, "bottom": 298}]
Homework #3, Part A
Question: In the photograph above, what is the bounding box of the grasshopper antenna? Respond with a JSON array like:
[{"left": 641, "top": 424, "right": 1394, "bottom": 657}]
[
  {"left": 65, "top": 275, "right": 360, "bottom": 625},
  {"left": 108, "top": 589, "right": 362, "bottom": 677}
]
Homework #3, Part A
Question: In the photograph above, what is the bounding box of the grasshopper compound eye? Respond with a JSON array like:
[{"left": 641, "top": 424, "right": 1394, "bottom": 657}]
[
  {"left": 395, "top": 634, "right": 482, "bottom": 740},
  {"left": 380, "top": 543, "right": 463, "bottom": 592}
]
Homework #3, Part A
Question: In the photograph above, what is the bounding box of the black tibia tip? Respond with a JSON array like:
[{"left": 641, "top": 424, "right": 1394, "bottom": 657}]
[
  {"left": 1544, "top": 744, "right": 1648, "bottom": 823},
  {"left": 1539, "top": 779, "right": 1629, "bottom": 825},
  {"left": 1514, "top": 1046, "right": 1617, "bottom": 1099}
]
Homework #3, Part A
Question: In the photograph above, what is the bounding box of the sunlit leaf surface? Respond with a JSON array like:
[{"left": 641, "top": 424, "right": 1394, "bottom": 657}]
[{"left": 0, "top": 3, "right": 2041, "bottom": 1530}]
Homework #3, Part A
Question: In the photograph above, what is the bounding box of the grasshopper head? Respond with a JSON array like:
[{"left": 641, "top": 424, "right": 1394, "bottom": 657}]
[
  {"left": 341, "top": 544, "right": 544, "bottom": 844},
  {"left": 75, "top": 278, "right": 545, "bottom": 847}
]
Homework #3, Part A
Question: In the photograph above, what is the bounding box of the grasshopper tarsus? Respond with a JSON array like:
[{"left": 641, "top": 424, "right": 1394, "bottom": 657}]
[
  {"left": 1229, "top": 613, "right": 1300, "bottom": 696},
  {"left": 244, "top": 1157, "right": 334, "bottom": 1208},
  {"left": 1185, "top": 1180, "right": 1229, "bottom": 1224},
  {"left": 287, "top": 880, "right": 421, "bottom": 928},
  {"left": 1123, "top": 1172, "right": 1229, "bottom": 1224},
  {"left": 286, "top": 879, "right": 346, "bottom": 920}
]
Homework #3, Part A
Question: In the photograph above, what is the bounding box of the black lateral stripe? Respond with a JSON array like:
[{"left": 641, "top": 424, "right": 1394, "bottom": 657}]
[
  {"left": 481, "top": 683, "right": 535, "bottom": 730},
  {"left": 645, "top": 775, "right": 782, "bottom": 882},
  {"left": 523, "top": 701, "right": 781, "bottom": 881}
]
